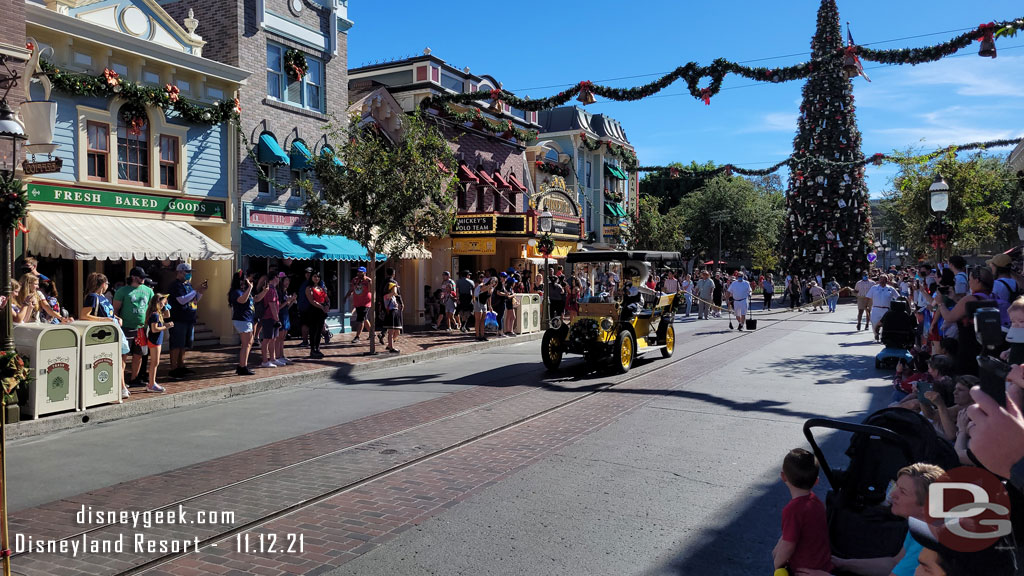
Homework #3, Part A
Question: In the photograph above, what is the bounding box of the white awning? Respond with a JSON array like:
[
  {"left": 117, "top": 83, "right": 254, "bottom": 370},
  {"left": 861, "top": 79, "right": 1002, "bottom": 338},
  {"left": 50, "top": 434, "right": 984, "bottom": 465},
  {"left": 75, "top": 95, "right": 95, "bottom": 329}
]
[{"left": 27, "top": 212, "right": 234, "bottom": 261}]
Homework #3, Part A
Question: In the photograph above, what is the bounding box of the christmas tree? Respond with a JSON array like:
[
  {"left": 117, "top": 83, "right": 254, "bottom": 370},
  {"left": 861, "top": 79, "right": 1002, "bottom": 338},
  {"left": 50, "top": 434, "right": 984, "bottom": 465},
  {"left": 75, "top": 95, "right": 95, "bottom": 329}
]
[{"left": 784, "top": 0, "right": 874, "bottom": 283}]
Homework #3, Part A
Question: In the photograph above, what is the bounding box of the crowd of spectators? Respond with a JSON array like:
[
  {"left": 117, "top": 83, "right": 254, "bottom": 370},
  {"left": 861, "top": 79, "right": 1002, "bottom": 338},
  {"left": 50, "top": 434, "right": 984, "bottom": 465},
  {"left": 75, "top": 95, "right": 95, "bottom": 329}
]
[{"left": 772, "top": 251, "right": 1024, "bottom": 576}]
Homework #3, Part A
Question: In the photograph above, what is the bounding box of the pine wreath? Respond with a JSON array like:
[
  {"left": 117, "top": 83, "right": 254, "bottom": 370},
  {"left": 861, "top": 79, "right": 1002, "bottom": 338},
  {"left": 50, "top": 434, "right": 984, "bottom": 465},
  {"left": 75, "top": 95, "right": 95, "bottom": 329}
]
[
  {"left": 285, "top": 49, "right": 309, "bottom": 82},
  {"left": 0, "top": 174, "right": 29, "bottom": 232},
  {"left": 536, "top": 234, "right": 555, "bottom": 256},
  {"left": 118, "top": 100, "right": 149, "bottom": 136}
]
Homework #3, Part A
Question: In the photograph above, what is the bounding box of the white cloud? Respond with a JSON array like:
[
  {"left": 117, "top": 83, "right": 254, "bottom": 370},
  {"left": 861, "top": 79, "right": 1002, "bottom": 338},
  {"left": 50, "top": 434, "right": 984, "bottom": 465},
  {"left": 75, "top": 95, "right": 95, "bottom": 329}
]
[
  {"left": 740, "top": 112, "right": 798, "bottom": 133},
  {"left": 876, "top": 55, "right": 1024, "bottom": 98}
]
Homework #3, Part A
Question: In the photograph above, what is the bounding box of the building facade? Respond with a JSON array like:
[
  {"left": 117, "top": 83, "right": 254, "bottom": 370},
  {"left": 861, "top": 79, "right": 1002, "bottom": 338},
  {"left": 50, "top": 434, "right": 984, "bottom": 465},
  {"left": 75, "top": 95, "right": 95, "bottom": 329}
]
[
  {"left": 163, "top": 0, "right": 357, "bottom": 334},
  {"left": 19, "top": 0, "right": 249, "bottom": 343},
  {"left": 350, "top": 52, "right": 581, "bottom": 325},
  {"left": 533, "top": 106, "right": 637, "bottom": 249}
]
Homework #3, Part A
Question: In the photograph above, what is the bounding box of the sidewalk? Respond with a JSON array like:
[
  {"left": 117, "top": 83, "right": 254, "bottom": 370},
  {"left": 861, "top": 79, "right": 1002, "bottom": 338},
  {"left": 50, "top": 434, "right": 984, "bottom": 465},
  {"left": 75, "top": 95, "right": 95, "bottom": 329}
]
[{"left": 8, "top": 328, "right": 542, "bottom": 440}]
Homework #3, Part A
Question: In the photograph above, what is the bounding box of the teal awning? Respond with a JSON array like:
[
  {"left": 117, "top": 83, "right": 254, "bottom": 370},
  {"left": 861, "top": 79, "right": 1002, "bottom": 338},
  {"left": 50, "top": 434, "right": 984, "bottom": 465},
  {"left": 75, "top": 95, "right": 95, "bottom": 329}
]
[
  {"left": 604, "top": 202, "right": 627, "bottom": 218},
  {"left": 604, "top": 163, "right": 627, "bottom": 180},
  {"left": 321, "top": 146, "right": 344, "bottom": 167},
  {"left": 290, "top": 140, "right": 312, "bottom": 170},
  {"left": 241, "top": 229, "right": 385, "bottom": 261},
  {"left": 257, "top": 133, "right": 289, "bottom": 165}
]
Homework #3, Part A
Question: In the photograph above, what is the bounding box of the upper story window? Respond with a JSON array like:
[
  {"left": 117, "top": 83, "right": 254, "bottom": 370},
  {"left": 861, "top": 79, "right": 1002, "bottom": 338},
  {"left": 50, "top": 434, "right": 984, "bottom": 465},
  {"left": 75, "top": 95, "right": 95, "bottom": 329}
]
[
  {"left": 159, "top": 135, "right": 179, "bottom": 190},
  {"left": 267, "top": 43, "right": 324, "bottom": 113},
  {"left": 117, "top": 117, "right": 149, "bottom": 185},
  {"left": 110, "top": 62, "right": 129, "bottom": 77},
  {"left": 585, "top": 161, "right": 592, "bottom": 188},
  {"left": 142, "top": 71, "right": 160, "bottom": 85},
  {"left": 86, "top": 122, "right": 109, "bottom": 181}
]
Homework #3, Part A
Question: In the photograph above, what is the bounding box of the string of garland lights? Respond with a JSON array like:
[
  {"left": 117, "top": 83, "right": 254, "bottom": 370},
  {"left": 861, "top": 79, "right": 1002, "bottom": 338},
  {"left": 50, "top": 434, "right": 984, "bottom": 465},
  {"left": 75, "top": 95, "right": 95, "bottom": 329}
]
[
  {"left": 420, "top": 17, "right": 1022, "bottom": 110},
  {"left": 632, "top": 137, "right": 1024, "bottom": 178},
  {"left": 39, "top": 60, "right": 240, "bottom": 125}
]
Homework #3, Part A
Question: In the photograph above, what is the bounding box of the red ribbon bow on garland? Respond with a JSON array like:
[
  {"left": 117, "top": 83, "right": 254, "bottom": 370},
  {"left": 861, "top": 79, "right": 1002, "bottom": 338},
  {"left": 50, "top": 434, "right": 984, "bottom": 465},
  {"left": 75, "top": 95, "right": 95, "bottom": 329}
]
[
  {"left": 14, "top": 221, "right": 29, "bottom": 237},
  {"left": 291, "top": 64, "right": 304, "bottom": 81},
  {"left": 102, "top": 68, "right": 120, "bottom": 88},
  {"left": 977, "top": 22, "right": 996, "bottom": 43},
  {"left": 164, "top": 84, "right": 180, "bottom": 103},
  {"left": 700, "top": 87, "right": 712, "bottom": 106},
  {"left": 233, "top": 97, "right": 242, "bottom": 115}
]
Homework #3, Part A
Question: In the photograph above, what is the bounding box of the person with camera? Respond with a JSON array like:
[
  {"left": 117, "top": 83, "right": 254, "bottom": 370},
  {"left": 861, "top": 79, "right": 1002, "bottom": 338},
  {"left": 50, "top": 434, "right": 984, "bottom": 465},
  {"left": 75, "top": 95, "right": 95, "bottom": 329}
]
[
  {"left": 931, "top": 266, "right": 994, "bottom": 376},
  {"left": 228, "top": 270, "right": 257, "bottom": 376},
  {"left": 168, "top": 263, "right": 206, "bottom": 379},
  {"left": 257, "top": 273, "right": 282, "bottom": 369}
]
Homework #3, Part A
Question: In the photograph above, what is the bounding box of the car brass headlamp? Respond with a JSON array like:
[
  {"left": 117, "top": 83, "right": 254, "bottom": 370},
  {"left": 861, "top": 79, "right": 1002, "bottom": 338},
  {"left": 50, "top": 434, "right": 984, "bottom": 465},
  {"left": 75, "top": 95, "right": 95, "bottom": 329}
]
[
  {"left": 600, "top": 317, "right": 614, "bottom": 332},
  {"left": 550, "top": 317, "right": 563, "bottom": 330}
]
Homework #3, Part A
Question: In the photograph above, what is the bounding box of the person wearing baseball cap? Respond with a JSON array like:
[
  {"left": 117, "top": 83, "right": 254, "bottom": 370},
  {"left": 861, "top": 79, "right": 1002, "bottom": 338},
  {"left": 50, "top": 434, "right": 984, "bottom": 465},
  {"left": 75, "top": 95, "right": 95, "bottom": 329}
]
[
  {"left": 113, "top": 265, "right": 155, "bottom": 386},
  {"left": 168, "top": 262, "right": 206, "bottom": 378},
  {"left": 343, "top": 265, "right": 373, "bottom": 343},
  {"left": 988, "top": 253, "right": 1019, "bottom": 329},
  {"left": 907, "top": 517, "right": 1016, "bottom": 576}
]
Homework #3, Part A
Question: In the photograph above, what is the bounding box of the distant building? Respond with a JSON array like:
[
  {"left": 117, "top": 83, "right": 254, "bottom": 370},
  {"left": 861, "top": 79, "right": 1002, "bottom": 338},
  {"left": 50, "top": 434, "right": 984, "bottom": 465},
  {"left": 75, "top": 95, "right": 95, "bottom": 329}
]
[
  {"left": 1010, "top": 140, "right": 1024, "bottom": 173},
  {"left": 533, "top": 107, "right": 637, "bottom": 248},
  {"left": 351, "top": 51, "right": 571, "bottom": 324}
]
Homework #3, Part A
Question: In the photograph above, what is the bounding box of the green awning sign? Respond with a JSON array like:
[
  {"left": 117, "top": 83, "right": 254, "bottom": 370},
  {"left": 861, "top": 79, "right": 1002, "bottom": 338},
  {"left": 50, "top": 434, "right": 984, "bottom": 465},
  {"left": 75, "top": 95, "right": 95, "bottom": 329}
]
[{"left": 27, "top": 183, "right": 226, "bottom": 220}]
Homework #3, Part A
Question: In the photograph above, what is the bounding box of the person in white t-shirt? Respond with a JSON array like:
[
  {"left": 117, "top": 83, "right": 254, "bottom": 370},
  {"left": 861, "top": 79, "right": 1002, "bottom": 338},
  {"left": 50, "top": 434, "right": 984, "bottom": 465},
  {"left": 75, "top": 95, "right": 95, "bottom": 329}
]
[
  {"left": 727, "top": 273, "right": 752, "bottom": 331},
  {"left": 866, "top": 275, "right": 901, "bottom": 342},
  {"left": 679, "top": 273, "right": 694, "bottom": 317}
]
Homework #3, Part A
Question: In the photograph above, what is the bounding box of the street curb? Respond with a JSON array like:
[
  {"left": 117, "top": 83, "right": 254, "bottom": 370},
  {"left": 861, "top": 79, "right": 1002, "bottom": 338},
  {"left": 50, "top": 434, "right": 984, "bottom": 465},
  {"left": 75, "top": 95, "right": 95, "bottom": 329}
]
[{"left": 6, "top": 331, "right": 545, "bottom": 441}]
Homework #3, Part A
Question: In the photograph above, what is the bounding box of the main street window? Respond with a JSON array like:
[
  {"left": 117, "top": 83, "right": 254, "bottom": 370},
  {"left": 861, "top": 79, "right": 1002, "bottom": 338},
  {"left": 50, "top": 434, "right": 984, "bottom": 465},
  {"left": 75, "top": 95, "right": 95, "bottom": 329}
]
[
  {"left": 267, "top": 43, "right": 324, "bottom": 113},
  {"left": 117, "top": 117, "right": 149, "bottom": 185}
]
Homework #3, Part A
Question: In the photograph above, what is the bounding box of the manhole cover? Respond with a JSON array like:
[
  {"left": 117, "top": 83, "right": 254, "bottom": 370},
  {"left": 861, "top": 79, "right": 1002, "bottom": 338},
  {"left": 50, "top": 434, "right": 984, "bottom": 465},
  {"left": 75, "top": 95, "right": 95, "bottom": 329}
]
[{"left": 380, "top": 449, "right": 398, "bottom": 455}]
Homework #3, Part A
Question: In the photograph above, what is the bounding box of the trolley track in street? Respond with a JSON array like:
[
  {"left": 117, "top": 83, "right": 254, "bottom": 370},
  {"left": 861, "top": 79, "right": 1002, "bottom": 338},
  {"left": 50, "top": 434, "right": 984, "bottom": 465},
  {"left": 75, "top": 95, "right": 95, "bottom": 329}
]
[{"left": 13, "top": 314, "right": 797, "bottom": 576}]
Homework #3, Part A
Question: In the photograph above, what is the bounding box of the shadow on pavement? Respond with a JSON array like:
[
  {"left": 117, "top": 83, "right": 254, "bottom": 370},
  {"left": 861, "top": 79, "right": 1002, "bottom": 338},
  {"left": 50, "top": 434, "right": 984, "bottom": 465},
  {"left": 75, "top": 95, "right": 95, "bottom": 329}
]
[
  {"left": 754, "top": 353, "right": 882, "bottom": 385},
  {"left": 647, "top": 391, "right": 894, "bottom": 575}
]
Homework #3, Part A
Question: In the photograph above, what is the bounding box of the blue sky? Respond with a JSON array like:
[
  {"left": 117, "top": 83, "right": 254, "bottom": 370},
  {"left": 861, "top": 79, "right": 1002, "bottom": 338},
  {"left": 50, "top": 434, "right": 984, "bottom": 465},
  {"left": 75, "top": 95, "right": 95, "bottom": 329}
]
[{"left": 347, "top": 1, "right": 1024, "bottom": 198}]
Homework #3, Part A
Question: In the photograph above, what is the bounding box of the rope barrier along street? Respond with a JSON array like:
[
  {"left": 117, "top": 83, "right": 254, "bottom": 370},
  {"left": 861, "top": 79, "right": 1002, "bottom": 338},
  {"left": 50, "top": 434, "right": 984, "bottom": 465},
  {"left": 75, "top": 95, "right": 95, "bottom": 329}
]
[{"left": 674, "top": 288, "right": 850, "bottom": 318}]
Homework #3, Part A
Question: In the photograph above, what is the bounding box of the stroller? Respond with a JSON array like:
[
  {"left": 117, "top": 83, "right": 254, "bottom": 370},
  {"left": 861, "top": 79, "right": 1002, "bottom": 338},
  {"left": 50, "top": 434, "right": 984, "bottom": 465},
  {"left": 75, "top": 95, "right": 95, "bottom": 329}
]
[
  {"left": 803, "top": 408, "right": 959, "bottom": 560},
  {"left": 875, "top": 299, "right": 916, "bottom": 369}
]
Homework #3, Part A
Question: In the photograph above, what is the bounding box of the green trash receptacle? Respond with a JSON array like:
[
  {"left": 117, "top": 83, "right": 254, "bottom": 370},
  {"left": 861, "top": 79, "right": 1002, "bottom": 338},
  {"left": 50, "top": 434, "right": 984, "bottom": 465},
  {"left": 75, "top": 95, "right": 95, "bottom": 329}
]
[
  {"left": 13, "top": 324, "right": 80, "bottom": 419},
  {"left": 72, "top": 321, "right": 123, "bottom": 409}
]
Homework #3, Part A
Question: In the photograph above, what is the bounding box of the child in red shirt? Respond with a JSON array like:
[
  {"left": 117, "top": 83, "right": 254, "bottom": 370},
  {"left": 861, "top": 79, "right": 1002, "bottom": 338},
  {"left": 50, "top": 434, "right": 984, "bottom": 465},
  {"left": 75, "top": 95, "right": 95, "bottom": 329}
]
[{"left": 773, "top": 448, "right": 832, "bottom": 574}]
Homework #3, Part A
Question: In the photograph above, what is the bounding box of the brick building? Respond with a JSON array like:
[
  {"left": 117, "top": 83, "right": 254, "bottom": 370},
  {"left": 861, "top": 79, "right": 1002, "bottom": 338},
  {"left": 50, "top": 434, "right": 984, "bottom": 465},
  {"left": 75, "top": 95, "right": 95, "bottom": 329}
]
[
  {"left": 350, "top": 52, "right": 584, "bottom": 325},
  {"left": 163, "top": 0, "right": 359, "bottom": 334}
]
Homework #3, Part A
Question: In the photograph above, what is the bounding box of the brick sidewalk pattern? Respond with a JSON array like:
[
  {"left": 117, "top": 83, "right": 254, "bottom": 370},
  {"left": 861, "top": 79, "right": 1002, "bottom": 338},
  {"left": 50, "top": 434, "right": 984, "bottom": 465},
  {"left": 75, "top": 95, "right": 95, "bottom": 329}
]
[{"left": 10, "top": 321, "right": 785, "bottom": 575}]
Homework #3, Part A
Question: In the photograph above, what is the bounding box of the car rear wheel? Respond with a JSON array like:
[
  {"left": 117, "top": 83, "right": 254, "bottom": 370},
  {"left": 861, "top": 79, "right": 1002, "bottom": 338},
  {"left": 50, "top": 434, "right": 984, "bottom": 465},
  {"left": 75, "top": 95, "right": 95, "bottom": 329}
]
[
  {"left": 661, "top": 324, "right": 675, "bottom": 358},
  {"left": 542, "top": 330, "right": 563, "bottom": 371},
  {"left": 616, "top": 330, "right": 634, "bottom": 374}
]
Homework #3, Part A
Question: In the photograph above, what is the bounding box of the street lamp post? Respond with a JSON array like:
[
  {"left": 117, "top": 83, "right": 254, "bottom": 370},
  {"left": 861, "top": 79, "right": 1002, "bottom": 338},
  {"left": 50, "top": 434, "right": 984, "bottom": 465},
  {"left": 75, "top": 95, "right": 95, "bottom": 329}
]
[
  {"left": 538, "top": 211, "right": 553, "bottom": 325},
  {"left": 0, "top": 84, "right": 27, "bottom": 576},
  {"left": 929, "top": 173, "right": 950, "bottom": 263},
  {"left": 709, "top": 210, "right": 729, "bottom": 273}
]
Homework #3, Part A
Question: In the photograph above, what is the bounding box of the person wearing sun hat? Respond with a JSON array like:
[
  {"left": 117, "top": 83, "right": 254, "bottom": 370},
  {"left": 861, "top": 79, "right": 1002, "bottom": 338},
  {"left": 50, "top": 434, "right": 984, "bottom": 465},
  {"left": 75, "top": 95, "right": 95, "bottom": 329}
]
[{"left": 988, "top": 252, "right": 1020, "bottom": 329}]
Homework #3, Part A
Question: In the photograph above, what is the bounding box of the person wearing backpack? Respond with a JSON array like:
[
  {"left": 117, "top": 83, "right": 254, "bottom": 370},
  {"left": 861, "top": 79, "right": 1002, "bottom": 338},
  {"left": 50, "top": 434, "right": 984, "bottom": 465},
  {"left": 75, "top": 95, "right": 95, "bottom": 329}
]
[{"left": 989, "top": 253, "right": 1021, "bottom": 329}]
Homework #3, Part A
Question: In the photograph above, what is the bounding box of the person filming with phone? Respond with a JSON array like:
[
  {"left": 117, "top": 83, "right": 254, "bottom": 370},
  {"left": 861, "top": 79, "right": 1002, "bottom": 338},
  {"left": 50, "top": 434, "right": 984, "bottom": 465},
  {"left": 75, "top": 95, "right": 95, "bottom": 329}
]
[{"left": 168, "top": 262, "right": 206, "bottom": 379}]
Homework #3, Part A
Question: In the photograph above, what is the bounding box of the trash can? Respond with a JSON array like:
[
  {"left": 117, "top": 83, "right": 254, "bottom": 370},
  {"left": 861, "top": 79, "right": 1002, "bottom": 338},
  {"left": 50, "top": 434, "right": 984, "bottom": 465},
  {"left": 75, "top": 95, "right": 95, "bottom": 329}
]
[
  {"left": 517, "top": 293, "right": 542, "bottom": 334},
  {"left": 13, "top": 324, "right": 80, "bottom": 419},
  {"left": 72, "top": 321, "right": 123, "bottom": 409}
]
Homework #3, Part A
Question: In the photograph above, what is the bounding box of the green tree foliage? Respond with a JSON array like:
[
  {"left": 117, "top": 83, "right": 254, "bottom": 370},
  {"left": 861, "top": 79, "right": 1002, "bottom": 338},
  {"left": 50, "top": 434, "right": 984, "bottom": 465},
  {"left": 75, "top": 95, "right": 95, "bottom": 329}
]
[
  {"left": 638, "top": 160, "right": 718, "bottom": 214},
  {"left": 623, "top": 195, "right": 663, "bottom": 250},
  {"left": 668, "top": 175, "right": 785, "bottom": 268},
  {"left": 303, "top": 111, "right": 458, "bottom": 353},
  {"left": 881, "top": 150, "right": 1024, "bottom": 259}
]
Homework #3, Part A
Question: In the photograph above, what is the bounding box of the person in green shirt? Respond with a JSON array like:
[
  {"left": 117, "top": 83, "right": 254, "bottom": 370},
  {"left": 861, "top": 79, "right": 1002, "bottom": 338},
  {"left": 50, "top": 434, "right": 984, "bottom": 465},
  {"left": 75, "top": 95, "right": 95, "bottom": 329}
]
[{"left": 113, "top": 266, "right": 155, "bottom": 386}]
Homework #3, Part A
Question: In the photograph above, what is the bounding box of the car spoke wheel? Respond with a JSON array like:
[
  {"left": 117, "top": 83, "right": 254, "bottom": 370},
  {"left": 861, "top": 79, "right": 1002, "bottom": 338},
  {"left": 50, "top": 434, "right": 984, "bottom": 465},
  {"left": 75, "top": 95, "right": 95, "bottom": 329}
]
[
  {"left": 661, "top": 324, "right": 675, "bottom": 358},
  {"left": 616, "top": 330, "right": 634, "bottom": 374},
  {"left": 542, "top": 330, "right": 563, "bottom": 371}
]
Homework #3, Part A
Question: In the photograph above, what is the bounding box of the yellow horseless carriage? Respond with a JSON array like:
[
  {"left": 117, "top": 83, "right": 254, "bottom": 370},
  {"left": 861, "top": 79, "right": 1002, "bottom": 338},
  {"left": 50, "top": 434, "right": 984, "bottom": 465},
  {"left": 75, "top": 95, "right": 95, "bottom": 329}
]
[{"left": 542, "top": 251, "right": 681, "bottom": 373}]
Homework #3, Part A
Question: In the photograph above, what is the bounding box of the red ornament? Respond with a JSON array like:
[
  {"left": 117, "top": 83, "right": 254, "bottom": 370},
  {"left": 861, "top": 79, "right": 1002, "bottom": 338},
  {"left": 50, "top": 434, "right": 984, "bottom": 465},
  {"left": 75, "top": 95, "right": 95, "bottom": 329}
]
[{"left": 25, "top": 41, "right": 34, "bottom": 52}]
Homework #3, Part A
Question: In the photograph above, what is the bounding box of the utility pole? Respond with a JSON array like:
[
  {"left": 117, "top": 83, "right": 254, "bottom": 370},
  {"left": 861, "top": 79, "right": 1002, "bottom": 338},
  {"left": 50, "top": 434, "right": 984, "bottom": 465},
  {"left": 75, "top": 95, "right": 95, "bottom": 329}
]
[{"left": 710, "top": 210, "right": 729, "bottom": 273}]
